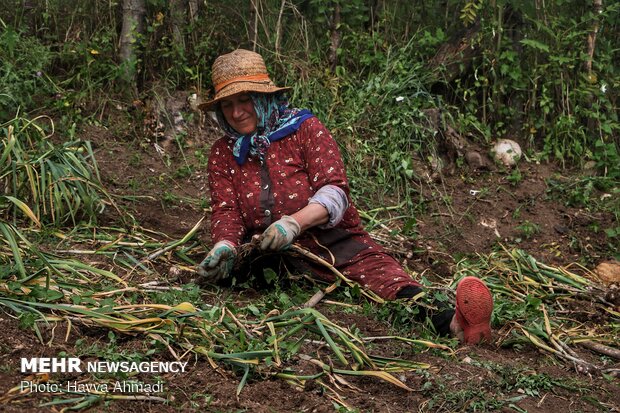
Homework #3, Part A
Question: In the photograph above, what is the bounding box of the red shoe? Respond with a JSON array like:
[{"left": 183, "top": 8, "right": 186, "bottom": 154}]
[{"left": 455, "top": 276, "right": 493, "bottom": 345}]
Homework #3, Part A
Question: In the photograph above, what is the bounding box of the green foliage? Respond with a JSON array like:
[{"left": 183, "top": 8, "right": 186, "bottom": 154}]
[
  {"left": 516, "top": 220, "right": 540, "bottom": 239},
  {"left": 53, "top": 26, "right": 125, "bottom": 103},
  {"left": 2, "top": 0, "right": 617, "bottom": 187},
  {"left": 0, "top": 24, "right": 53, "bottom": 117},
  {"left": 448, "top": 0, "right": 620, "bottom": 170},
  {"left": 506, "top": 167, "right": 522, "bottom": 186},
  {"left": 148, "top": 283, "right": 202, "bottom": 307},
  {"left": 423, "top": 380, "right": 504, "bottom": 412},
  {"left": 288, "top": 37, "right": 443, "bottom": 212},
  {"left": 140, "top": 1, "right": 235, "bottom": 90},
  {"left": 593, "top": 139, "right": 620, "bottom": 179},
  {"left": 460, "top": 0, "right": 483, "bottom": 27},
  {"left": 1, "top": 116, "right": 107, "bottom": 226},
  {"left": 546, "top": 174, "right": 619, "bottom": 250}
]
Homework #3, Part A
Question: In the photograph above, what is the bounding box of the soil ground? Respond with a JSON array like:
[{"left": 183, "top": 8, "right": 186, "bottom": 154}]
[{"left": 0, "top": 103, "right": 618, "bottom": 412}]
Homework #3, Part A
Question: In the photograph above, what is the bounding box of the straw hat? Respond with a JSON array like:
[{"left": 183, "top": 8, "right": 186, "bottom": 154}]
[{"left": 199, "top": 49, "right": 290, "bottom": 111}]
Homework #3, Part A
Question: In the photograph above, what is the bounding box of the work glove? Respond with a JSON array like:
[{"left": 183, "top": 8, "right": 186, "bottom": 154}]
[
  {"left": 260, "top": 215, "right": 301, "bottom": 251},
  {"left": 196, "top": 240, "right": 236, "bottom": 282}
]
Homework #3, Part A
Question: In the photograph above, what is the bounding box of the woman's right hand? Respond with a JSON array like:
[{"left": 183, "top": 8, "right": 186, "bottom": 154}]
[{"left": 196, "top": 241, "right": 236, "bottom": 282}]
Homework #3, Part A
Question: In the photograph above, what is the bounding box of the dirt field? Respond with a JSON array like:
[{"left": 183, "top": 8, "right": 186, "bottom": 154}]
[{"left": 1, "top": 104, "right": 618, "bottom": 412}]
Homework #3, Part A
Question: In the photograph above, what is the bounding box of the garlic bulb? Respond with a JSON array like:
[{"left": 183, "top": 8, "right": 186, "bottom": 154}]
[{"left": 491, "top": 139, "right": 522, "bottom": 167}]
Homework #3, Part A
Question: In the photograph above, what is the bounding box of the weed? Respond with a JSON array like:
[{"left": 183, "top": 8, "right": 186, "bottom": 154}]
[
  {"left": 506, "top": 167, "right": 523, "bottom": 186},
  {"left": 421, "top": 357, "right": 592, "bottom": 412},
  {"left": 148, "top": 283, "right": 202, "bottom": 307},
  {"left": 593, "top": 140, "right": 620, "bottom": 179},
  {"left": 188, "top": 392, "right": 214, "bottom": 409},
  {"left": 194, "top": 147, "right": 210, "bottom": 167},
  {"left": 423, "top": 380, "right": 504, "bottom": 412},
  {"left": 605, "top": 226, "right": 620, "bottom": 240},
  {"left": 546, "top": 176, "right": 619, "bottom": 252},
  {"left": 128, "top": 153, "right": 142, "bottom": 168},
  {"left": 0, "top": 26, "right": 53, "bottom": 117},
  {"left": 516, "top": 221, "right": 541, "bottom": 239},
  {"left": 162, "top": 191, "right": 179, "bottom": 206},
  {"left": 174, "top": 165, "right": 193, "bottom": 179},
  {"left": 18, "top": 312, "right": 36, "bottom": 330},
  {"left": 199, "top": 197, "right": 210, "bottom": 209},
  {"left": 126, "top": 178, "right": 141, "bottom": 192}
]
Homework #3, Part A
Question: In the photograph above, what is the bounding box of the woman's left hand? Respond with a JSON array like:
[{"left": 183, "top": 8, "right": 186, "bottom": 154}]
[{"left": 260, "top": 215, "right": 301, "bottom": 250}]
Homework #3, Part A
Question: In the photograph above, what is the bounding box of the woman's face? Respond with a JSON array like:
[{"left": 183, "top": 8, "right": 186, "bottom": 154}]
[{"left": 220, "top": 93, "right": 258, "bottom": 135}]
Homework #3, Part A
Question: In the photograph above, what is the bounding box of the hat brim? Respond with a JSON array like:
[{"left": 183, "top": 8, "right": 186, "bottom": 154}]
[{"left": 198, "top": 81, "right": 291, "bottom": 111}]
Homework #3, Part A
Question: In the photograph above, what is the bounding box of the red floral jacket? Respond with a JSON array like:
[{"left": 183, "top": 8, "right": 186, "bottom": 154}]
[{"left": 207, "top": 116, "right": 366, "bottom": 245}]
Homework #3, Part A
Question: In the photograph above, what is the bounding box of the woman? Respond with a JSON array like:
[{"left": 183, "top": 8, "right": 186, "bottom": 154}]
[{"left": 197, "top": 49, "right": 493, "bottom": 345}]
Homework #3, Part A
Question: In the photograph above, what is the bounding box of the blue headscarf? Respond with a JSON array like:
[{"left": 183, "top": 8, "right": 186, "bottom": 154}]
[{"left": 215, "top": 92, "right": 314, "bottom": 165}]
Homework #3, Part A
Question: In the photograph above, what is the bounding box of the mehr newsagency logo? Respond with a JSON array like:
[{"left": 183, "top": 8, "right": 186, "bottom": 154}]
[{"left": 20, "top": 357, "right": 188, "bottom": 394}]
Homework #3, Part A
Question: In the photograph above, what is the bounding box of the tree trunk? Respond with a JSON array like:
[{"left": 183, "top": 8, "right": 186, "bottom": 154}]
[
  {"left": 275, "top": 0, "right": 287, "bottom": 56},
  {"left": 188, "top": 0, "right": 199, "bottom": 22},
  {"left": 169, "top": 0, "right": 187, "bottom": 50},
  {"left": 188, "top": 0, "right": 199, "bottom": 56},
  {"left": 249, "top": 0, "right": 258, "bottom": 51},
  {"left": 585, "top": 0, "right": 603, "bottom": 134},
  {"left": 368, "top": 0, "right": 384, "bottom": 33},
  {"left": 119, "top": 0, "right": 146, "bottom": 90},
  {"left": 328, "top": 1, "right": 341, "bottom": 72},
  {"left": 584, "top": 0, "right": 603, "bottom": 76}
]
